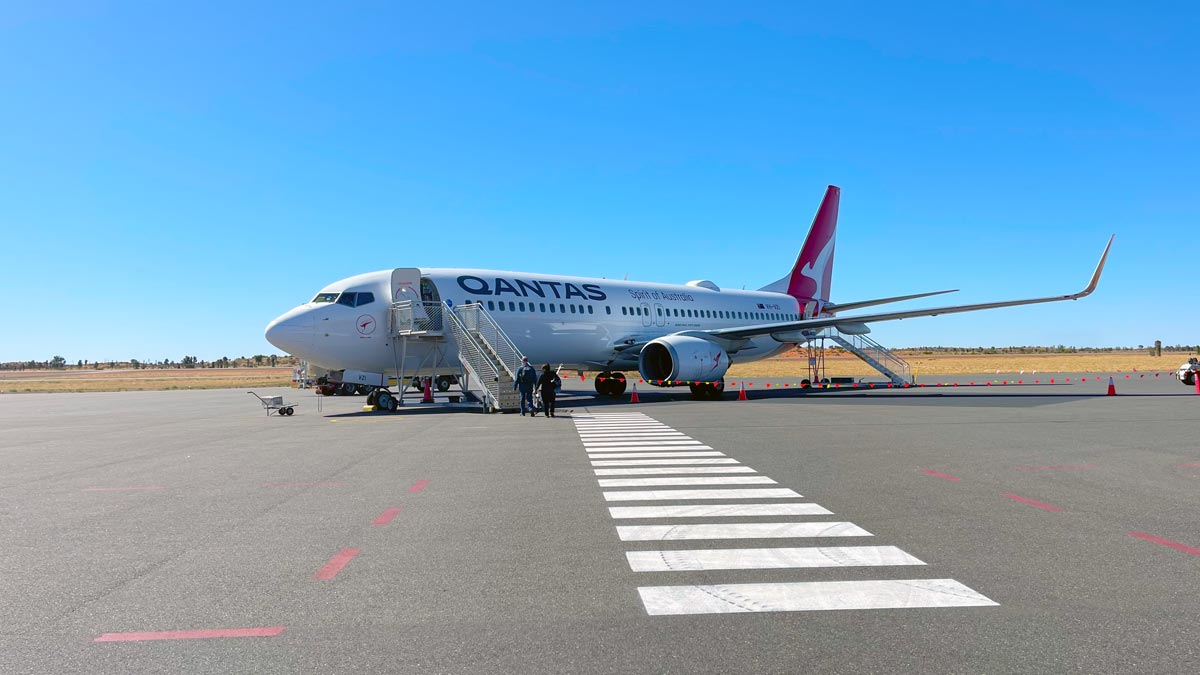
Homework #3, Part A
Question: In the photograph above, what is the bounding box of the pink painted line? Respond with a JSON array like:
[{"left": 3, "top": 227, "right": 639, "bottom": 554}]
[
  {"left": 1128, "top": 532, "right": 1200, "bottom": 557},
  {"left": 408, "top": 479, "right": 430, "bottom": 494},
  {"left": 921, "top": 469, "right": 961, "bottom": 481},
  {"left": 372, "top": 506, "right": 402, "bottom": 526},
  {"left": 261, "top": 481, "right": 349, "bottom": 488},
  {"left": 1001, "top": 493, "right": 1063, "bottom": 511},
  {"left": 1016, "top": 465, "right": 1098, "bottom": 470},
  {"left": 94, "top": 626, "right": 286, "bottom": 642},
  {"left": 313, "top": 547, "right": 361, "bottom": 580},
  {"left": 82, "top": 486, "right": 166, "bottom": 492}
]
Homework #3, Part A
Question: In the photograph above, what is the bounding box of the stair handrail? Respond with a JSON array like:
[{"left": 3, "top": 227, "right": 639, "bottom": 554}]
[
  {"left": 452, "top": 303, "right": 524, "bottom": 380},
  {"left": 442, "top": 305, "right": 503, "bottom": 406},
  {"left": 389, "top": 300, "right": 444, "bottom": 335}
]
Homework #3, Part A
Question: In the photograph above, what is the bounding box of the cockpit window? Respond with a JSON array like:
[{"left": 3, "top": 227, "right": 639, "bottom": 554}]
[
  {"left": 336, "top": 292, "right": 358, "bottom": 307},
  {"left": 355, "top": 292, "right": 375, "bottom": 307},
  {"left": 312, "top": 292, "right": 339, "bottom": 303}
]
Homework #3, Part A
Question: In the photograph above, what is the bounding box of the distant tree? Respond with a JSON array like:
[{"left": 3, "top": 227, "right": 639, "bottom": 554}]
[
  {"left": 50, "top": 355, "right": 66, "bottom": 369},
  {"left": 130, "top": 359, "right": 141, "bottom": 369},
  {"left": 270, "top": 355, "right": 277, "bottom": 367},
  {"left": 76, "top": 359, "right": 82, "bottom": 368}
]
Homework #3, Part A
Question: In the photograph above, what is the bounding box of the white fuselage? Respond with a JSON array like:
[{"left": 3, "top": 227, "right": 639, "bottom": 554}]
[{"left": 265, "top": 268, "right": 803, "bottom": 376}]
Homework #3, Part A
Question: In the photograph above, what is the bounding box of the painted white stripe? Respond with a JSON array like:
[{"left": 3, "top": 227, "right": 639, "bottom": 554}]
[
  {"left": 587, "top": 446, "right": 713, "bottom": 453},
  {"left": 626, "top": 545, "right": 926, "bottom": 572},
  {"left": 608, "top": 503, "right": 832, "bottom": 518},
  {"left": 579, "top": 432, "right": 687, "bottom": 438},
  {"left": 584, "top": 440, "right": 703, "bottom": 447},
  {"left": 616, "top": 522, "right": 871, "bottom": 541},
  {"left": 576, "top": 424, "right": 671, "bottom": 428},
  {"left": 591, "top": 458, "right": 740, "bottom": 466},
  {"left": 604, "top": 488, "right": 800, "bottom": 501},
  {"left": 590, "top": 452, "right": 725, "bottom": 460},
  {"left": 595, "top": 467, "right": 757, "bottom": 476},
  {"left": 598, "top": 476, "right": 777, "bottom": 488},
  {"left": 637, "top": 579, "right": 999, "bottom": 615}
]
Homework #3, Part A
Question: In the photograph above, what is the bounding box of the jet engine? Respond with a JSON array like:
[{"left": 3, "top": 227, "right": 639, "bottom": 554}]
[{"left": 639, "top": 335, "right": 731, "bottom": 383}]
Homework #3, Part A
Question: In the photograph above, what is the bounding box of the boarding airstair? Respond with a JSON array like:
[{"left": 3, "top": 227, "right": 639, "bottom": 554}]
[
  {"left": 824, "top": 330, "right": 914, "bottom": 386},
  {"left": 389, "top": 300, "right": 524, "bottom": 412}
]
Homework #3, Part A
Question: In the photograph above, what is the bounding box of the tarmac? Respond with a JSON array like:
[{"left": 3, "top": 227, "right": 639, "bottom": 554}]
[{"left": 1, "top": 373, "right": 1198, "bottom": 674}]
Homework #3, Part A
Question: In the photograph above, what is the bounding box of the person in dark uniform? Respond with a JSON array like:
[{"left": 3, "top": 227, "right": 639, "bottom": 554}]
[
  {"left": 514, "top": 356, "right": 538, "bottom": 417},
  {"left": 536, "top": 364, "right": 561, "bottom": 417}
]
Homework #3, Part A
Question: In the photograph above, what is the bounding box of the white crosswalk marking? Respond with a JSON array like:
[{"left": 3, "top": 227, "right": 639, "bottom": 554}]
[
  {"left": 594, "top": 467, "right": 757, "bottom": 476},
  {"left": 626, "top": 546, "right": 925, "bottom": 572},
  {"left": 598, "top": 476, "right": 776, "bottom": 488},
  {"left": 616, "top": 522, "right": 871, "bottom": 541},
  {"left": 572, "top": 411, "right": 998, "bottom": 617},
  {"left": 590, "top": 452, "right": 725, "bottom": 459},
  {"left": 608, "top": 503, "right": 832, "bottom": 519},
  {"left": 591, "top": 458, "right": 740, "bottom": 466},
  {"left": 603, "top": 488, "right": 801, "bottom": 501},
  {"left": 583, "top": 444, "right": 705, "bottom": 449},
  {"left": 637, "top": 579, "right": 999, "bottom": 615}
]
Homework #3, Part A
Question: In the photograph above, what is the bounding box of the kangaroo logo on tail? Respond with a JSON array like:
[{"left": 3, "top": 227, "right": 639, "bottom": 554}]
[{"left": 786, "top": 186, "right": 840, "bottom": 316}]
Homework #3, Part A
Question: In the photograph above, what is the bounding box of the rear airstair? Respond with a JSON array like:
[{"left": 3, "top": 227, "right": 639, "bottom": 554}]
[
  {"left": 389, "top": 300, "right": 524, "bottom": 412},
  {"left": 824, "top": 330, "right": 913, "bottom": 386}
]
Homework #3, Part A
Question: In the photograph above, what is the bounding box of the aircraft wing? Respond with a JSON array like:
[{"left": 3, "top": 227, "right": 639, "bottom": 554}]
[{"left": 710, "top": 235, "right": 1113, "bottom": 341}]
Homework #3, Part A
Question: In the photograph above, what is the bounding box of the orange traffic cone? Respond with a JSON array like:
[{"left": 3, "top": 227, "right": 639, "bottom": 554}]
[
  {"left": 629, "top": 382, "right": 640, "bottom": 403},
  {"left": 737, "top": 381, "right": 747, "bottom": 401},
  {"left": 1106, "top": 376, "right": 1116, "bottom": 396},
  {"left": 421, "top": 376, "right": 435, "bottom": 403}
]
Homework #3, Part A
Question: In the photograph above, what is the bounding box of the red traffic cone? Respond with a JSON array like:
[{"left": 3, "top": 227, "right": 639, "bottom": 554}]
[
  {"left": 1106, "top": 376, "right": 1116, "bottom": 396},
  {"left": 421, "top": 376, "right": 435, "bottom": 403},
  {"left": 737, "top": 381, "right": 747, "bottom": 401},
  {"left": 629, "top": 382, "right": 640, "bottom": 403}
]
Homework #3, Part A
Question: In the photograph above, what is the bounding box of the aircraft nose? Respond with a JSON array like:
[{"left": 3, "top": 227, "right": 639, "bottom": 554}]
[{"left": 265, "top": 307, "right": 315, "bottom": 356}]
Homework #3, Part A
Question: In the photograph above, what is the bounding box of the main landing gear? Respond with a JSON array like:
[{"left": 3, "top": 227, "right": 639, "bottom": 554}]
[
  {"left": 689, "top": 379, "right": 725, "bottom": 400},
  {"left": 595, "top": 371, "right": 628, "bottom": 397}
]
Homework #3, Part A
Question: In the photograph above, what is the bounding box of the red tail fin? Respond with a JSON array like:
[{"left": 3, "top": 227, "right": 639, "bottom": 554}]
[{"left": 786, "top": 185, "right": 839, "bottom": 316}]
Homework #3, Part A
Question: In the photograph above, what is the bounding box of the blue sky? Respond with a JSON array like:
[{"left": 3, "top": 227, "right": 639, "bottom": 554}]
[{"left": 2, "top": 2, "right": 1196, "bottom": 362}]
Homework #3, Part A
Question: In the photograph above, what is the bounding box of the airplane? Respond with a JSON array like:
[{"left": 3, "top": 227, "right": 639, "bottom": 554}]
[{"left": 265, "top": 185, "right": 1113, "bottom": 403}]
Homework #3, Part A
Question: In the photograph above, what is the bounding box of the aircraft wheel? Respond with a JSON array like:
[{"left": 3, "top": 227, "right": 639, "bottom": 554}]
[
  {"left": 285, "top": 407, "right": 295, "bottom": 415},
  {"left": 710, "top": 378, "right": 726, "bottom": 400},
  {"left": 800, "top": 379, "right": 811, "bottom": 389},
  {"left": 366, "top": 390, "right": 380, "bottom": 406},
  {"left": 595, "top": 372, "right": 613, "bottom": 396},
  {"left": 1184, "top": 372, "right": 1196, "bottom": 386},
  {"left": 436, "top": 376, "right": 452, "bottom": 392},
  {"left": 355, "top": 384, "right": 370, "bottom": 395},
  {"left": 610, "top": 372, "right": 627, "bottom": 396}
]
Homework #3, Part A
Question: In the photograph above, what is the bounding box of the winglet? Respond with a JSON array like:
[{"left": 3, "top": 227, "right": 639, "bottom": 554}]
[{"left": 1068, "top": 235, "right": 1114, "bottom": 299}]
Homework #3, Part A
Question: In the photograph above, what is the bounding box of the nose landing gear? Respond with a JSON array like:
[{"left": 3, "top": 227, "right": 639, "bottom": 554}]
[{"left": 595, "top": 371, "right": 628, "bottom": 397}]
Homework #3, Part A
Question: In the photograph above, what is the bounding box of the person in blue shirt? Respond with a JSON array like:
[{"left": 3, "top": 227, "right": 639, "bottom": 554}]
[{"left": 514, "top": 356, "right": 538, "bottom": 417}]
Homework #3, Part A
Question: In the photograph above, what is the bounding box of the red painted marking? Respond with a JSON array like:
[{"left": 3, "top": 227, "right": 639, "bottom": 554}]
[
  {"left": 1128, "top": 532, "right": 1200, "bottom": 557},
  {"left": 372, "top": 506, "right": 402, "bottom": 526},
  {"left": 921, "top": 469, "right": 961, "bottom": 481},
  {"left": 261, "top": 481, "right": 349, "bottom": 488},
  {"left": 1016, "top": 465, "right": 1098, "bottom": 470},
  {"left": 1001, "top": 493, "right": 1063, "bottom": 511},
  {"left": 313, "top": 548, "right": 362, "bottom": 580},
  {"left": 94, "top": 626, "right": 286, "bottom": 642},
  {"left": 82, "top": 486, "right": 166, "bottom": 492},
  {"left": 408, "top": 479, "right": 430, "bottom": 494}
]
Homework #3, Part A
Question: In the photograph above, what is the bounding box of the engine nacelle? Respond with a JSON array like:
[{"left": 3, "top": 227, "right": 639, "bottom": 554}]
[{"left": 639, "top": 335, "right": 731, "bottom": 383}]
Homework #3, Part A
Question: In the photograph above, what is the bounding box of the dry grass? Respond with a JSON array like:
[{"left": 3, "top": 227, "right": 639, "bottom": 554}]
[
  {"left": 2, "top": 352, "right": 1192, "bottom": 393},
  {"left": 0, "top": 367, "right": 293, "bottom": 393}
]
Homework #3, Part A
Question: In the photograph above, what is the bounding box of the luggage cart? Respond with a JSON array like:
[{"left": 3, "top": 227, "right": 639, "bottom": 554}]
[{"left": 247, "top": 391, "right": 298, "bottom": 416}]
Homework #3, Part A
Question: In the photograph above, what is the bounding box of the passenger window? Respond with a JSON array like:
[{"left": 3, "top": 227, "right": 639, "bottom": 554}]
[
  {"left": 337, "top": 292, "right": 357, "bottom": 307},
  {"left": 519, "top": 302, "right": 525, "bottom": 311},
  {"left": 355, "top": 292, "right": 375, "bottom": 307},
  {"left": 605, "top": 306, "right": 611, "bottom": 315},
  {"left": 570, "top": 305, "right": 576, "bottom": 314},
  {"left": 587, "top": 305, "right": 594, "bottom": 314},
  {"left": 621, "top": 307, "right": 627, "bottom": 315},
  {"left": 656, "top": 308, "right": 662, "bottom": 316},
  {"left": 540, "top": 303, "right": 546, "bottom": 312},
  {"left": 549, "top": 304, "right": 556, "bottom": 313},
  {"left": 508, "top": 302, "right": 515, "bottom": 311},
  {"left": 487, "top": 301, "right": 495, "bottom": 310}
]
